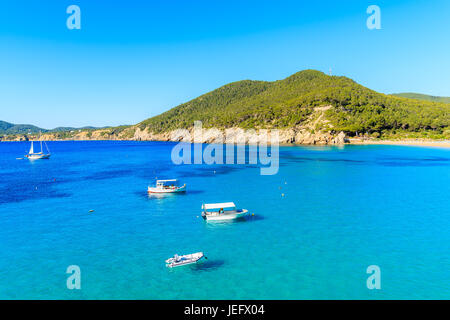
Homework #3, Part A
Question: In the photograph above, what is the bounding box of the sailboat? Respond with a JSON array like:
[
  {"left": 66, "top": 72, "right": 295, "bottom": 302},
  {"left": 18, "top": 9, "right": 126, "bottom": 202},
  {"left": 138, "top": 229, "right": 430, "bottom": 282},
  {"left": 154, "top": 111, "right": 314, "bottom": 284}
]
[{"left": 25, "top": 132, "right": 51, "bottom": 160}]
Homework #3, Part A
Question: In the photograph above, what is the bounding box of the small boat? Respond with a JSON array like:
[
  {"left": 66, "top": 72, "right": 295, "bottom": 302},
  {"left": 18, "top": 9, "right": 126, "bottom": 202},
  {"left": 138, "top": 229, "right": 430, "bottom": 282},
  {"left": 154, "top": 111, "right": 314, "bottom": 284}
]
[
  {"left": 201, "top": 202, "right": 248, "bottom": 221},
  {"left": 25, "top": 132, "right": 51, "bottom": 160},
  {"left": 148, "top": 179, "right": 186, "bottom": 193},
  {"left": 165, "top": 252, "right": 205, "bottom": 268}
]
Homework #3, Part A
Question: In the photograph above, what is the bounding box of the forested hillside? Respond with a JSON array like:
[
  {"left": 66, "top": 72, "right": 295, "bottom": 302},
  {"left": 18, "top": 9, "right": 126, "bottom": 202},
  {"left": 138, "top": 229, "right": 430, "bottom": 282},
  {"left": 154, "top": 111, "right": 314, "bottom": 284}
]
[
  {"left": 392, "top": 93, "right": 450, "bottom": 104},
  {"left": 139, "top": 70, "right": 450, "bottom": 138}
]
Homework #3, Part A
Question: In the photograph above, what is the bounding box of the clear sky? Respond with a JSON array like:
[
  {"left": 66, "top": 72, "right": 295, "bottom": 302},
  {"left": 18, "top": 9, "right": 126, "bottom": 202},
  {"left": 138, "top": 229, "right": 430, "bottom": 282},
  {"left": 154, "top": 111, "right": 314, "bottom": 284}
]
[{"left": 1, "top": 0, "right": 449, "bottom": 128}]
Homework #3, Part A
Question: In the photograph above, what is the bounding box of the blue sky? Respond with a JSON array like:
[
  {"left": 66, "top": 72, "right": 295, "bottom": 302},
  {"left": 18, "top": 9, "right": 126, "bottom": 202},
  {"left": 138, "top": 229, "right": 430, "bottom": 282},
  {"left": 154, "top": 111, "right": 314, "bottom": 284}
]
[{"left": 0, "top": 0, "right": 449, "bottom": 128}]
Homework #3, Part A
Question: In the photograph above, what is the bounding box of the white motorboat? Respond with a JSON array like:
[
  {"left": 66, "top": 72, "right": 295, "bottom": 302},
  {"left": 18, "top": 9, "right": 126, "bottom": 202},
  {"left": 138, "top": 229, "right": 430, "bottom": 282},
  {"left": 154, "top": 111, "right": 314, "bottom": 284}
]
[
  {"left": 25, "top": 132, "right": 51, "bottom": 160},
  {"left": 148, "top": 179, "right": 186, "bottom": 194},
  {"left": 165, "top": 252, "right": 205, "bottom": 268},
  {"left": 201, "top": 202, "right": 249, "bottom": 221}
]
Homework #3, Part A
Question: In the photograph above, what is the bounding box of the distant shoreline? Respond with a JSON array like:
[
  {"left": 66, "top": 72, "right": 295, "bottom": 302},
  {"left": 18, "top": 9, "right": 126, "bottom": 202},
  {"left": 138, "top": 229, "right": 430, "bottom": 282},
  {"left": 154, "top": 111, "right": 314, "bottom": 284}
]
[{"left": 2, "top": 137, "right": 450, "bottom": 148}]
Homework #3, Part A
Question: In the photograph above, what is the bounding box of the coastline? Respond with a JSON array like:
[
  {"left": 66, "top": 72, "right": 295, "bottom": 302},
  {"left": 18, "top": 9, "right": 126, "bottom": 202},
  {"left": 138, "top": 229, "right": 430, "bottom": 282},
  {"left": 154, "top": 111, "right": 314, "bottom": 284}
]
[
  {"left": 348, "top": 138, "right": 450, "bottom": 148},
  {"left": 2, "top": 136, "right": 450, "bottom": 148}
]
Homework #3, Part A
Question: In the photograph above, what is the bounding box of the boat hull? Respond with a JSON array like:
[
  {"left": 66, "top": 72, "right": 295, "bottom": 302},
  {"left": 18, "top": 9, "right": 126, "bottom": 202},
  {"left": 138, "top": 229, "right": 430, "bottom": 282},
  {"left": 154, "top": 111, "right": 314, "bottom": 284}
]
[
  {"left": 166, "top": 252, "right": 204, "bottom": 268},
  {"left": 26, "top": 154, "right": 51, "bottom": 160},
  {"left": 202, "top": 209, "right": 248, "bottom": 221},
  {"left": 148, "top": 185, "right": 186, "bottom": 193}
]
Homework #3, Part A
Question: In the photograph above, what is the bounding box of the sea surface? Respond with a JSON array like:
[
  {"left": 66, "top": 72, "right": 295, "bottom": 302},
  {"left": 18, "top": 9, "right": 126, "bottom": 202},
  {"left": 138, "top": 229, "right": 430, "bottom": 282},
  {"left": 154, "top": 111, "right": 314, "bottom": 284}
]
[{"left": 0, "top": 141, "right": 449, "bottom": 299}]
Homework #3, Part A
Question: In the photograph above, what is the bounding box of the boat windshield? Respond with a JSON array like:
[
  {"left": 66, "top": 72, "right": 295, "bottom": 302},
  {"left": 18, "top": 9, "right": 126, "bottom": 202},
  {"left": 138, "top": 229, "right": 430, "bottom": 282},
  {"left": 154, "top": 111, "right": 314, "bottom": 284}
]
[{"left": 157, "top": 180, "right": 179, "bottom": 187}]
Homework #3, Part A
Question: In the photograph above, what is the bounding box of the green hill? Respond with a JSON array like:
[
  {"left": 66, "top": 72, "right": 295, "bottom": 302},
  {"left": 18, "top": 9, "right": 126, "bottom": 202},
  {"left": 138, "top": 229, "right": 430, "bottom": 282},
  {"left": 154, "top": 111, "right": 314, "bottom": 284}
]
[
  {"left": 139, "top": 70, "right": 450, "bottom": 138},
  {"left": 3, "top": 70, "right": 450, "bottom": 140},
  {"left": 0, "top": 121, "right": 46, "bottom": 135},
  {"left": 0, "top": 120, "right": 106, "bottom": 135},
  {"left": 391, "top": 93, "right": 450, "bottom": 104}
]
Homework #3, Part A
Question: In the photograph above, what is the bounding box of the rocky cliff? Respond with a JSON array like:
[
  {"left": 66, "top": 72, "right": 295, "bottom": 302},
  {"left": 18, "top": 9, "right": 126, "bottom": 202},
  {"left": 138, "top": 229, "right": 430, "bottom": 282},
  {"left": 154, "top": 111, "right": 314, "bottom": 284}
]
[{"left": 1, "top": 126, "right": 349, "bottom": 145}]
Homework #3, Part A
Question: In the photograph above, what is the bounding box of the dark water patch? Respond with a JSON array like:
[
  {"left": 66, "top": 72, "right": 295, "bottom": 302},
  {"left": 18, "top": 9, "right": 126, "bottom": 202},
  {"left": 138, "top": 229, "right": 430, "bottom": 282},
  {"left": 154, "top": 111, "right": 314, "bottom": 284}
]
[
  {"left": 134, "top": 191, "right": 151, "bottom": 199},
  {"left": 282, "top": 158, "right": 306, "bottom": 164},
  {"left": 230, "top": 215, "right": 263, "bottom": 223},
  {"left": 84, "top": 169, "right": 136, "bottom": 181},
  {"left": 0, "top": 166, "right": 75, "bottom": 204},
  {"left": 177, "top": 168, "right": 231, "bottom": 178},
  {"left": 282, "top": 154, "right": 450, "bottom": 167},
  {"left": 378, "top": 160, "right": 450, "bottom": 167},
  {"left": 284, "top": 156, "right": 366, "bottom": 164},
  {"left": 140, "top": 170, "right": 170, "bottom": 181},
  {"left": 245, "top": 214, "right": 265, "bottom": 222},
  {"left": 177, "top": 164, "right": 260, "bottom": 178},
  {"left": 184, "top": 190, "right": 204, "bottom": 195},
  {"left": 192, "top": 259, "right": 225, "bottom": 271},
  {"left": 138, "top": 163, "right": 181, "bottom": 181},
  {"left": 277, "top": 162, "right": 290, "bottom": 167},
  {"left": 82, "top": 162, "right": 175, "bottom": 182},
  {"left": 381, "top": 156, "right": 450, "bottom": 162},
  {"left": 0, "top": 181, "right": 71, "bottom": 204},
  {"left": 376, "top": 156, "right": 450, "bottom": 167}
]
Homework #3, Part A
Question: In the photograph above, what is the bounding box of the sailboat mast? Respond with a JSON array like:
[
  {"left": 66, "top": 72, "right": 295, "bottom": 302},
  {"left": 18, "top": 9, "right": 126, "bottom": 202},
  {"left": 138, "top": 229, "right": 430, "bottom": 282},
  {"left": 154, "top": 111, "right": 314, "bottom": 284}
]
[{"left": 39, "top": 131, "right": 43, "bottom": 153}]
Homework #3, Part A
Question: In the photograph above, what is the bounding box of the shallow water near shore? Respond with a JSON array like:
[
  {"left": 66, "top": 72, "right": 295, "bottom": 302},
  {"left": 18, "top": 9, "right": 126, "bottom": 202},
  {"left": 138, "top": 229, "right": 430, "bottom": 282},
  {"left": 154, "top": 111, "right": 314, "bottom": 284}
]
[{"left": 0, "top": 141, "right": 449, "bottom": 299}]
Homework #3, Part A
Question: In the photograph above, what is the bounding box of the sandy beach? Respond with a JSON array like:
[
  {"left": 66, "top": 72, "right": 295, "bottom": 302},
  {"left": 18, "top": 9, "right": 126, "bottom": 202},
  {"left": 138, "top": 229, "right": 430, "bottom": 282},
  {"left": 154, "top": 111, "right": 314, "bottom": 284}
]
[{"left": 349, "top": 138, "right": 450, "bottom": 148}]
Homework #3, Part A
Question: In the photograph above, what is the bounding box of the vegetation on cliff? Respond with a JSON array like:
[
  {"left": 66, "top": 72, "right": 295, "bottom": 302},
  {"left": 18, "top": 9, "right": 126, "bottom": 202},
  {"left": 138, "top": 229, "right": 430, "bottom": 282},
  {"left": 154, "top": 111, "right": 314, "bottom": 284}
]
[
  {"left": 139, "top": 70, "right": 450, "bottom": 138},
  {"left": 0, "top": 121, "right": 44, "bottom": 135},
  {"left": 2, "top": 70, "right": 450, "bottom": 141}
]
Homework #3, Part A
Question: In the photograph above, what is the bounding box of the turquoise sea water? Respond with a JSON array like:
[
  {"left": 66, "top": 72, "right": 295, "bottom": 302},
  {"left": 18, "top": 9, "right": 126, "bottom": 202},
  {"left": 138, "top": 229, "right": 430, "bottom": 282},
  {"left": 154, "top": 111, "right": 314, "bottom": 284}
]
[{"left": 0, "top": 141, "right": 449, "bottom": 299}]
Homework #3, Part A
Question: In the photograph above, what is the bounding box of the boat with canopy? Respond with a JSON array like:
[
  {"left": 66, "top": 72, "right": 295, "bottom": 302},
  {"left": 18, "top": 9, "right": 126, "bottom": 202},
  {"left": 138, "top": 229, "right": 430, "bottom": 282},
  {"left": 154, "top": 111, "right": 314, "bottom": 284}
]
[
  {"left": 201, "top": 202, "right": 248, "bottom": 221},
  {"left": 148, "top": 179, "right": 186, "bottom": 193}
]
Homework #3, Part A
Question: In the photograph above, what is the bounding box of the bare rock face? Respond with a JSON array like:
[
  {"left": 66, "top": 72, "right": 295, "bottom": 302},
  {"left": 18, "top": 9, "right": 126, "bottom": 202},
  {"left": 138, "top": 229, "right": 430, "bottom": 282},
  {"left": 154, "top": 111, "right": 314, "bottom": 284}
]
[
  {"left": 198, "top": 128, "right": 224, "bottom": 144},
  {"left": 160, "top": 126, "right": 349, "bottom": 145},
  {"left": 1, "top": 125, "right": 349, "bottom": 146},
  {"left": 278, "top": 129, "right": 296, "bottom": 144},
  {"left": 133, "top": 127, "right": 154, "bottom": 141},
  {"left": 302, "top": 132, "right": 316, "bottom": 144},
  {"left": 332, "top": 131, "right": 348, "bottom": 144}
]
